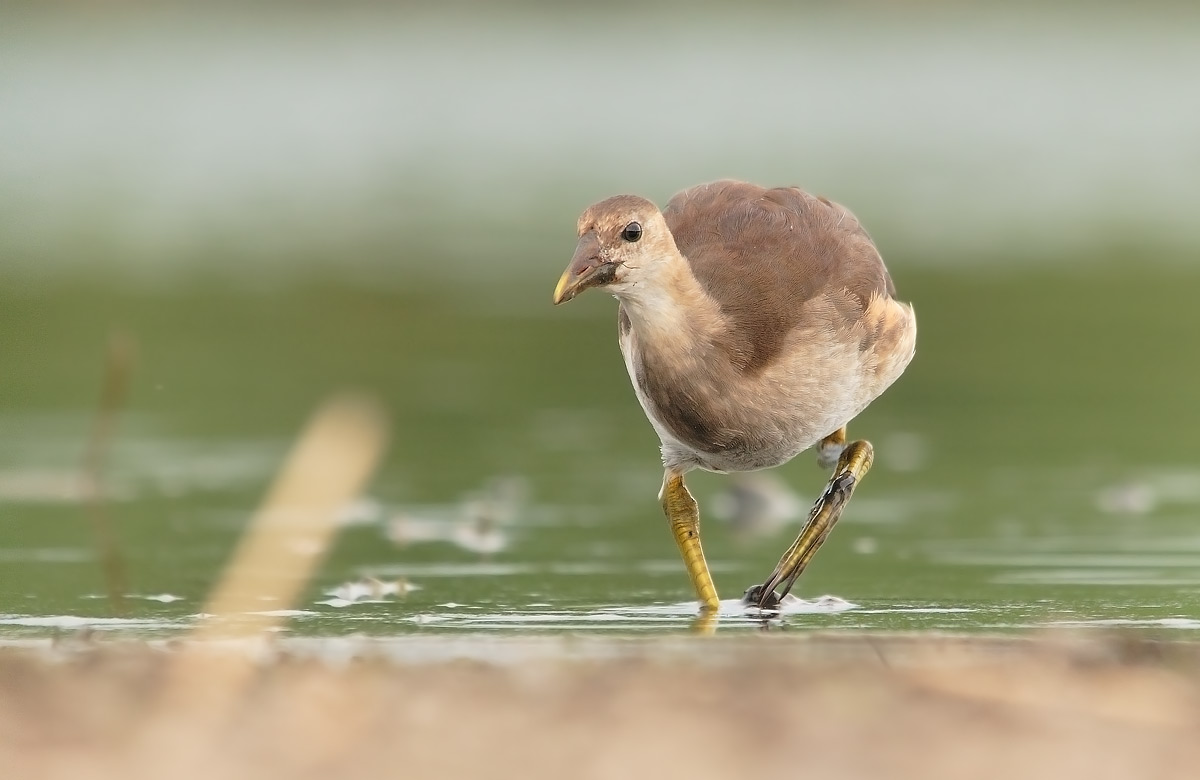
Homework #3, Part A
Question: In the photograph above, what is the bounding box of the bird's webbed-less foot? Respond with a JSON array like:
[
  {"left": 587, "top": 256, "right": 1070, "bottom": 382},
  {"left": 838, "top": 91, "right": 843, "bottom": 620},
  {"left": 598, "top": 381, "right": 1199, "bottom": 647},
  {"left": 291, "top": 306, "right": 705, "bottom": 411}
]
[
  {"left": 661, "top": 469, "right": 721, "bottom": 613},
  {"left": 743, "top": 434, "right": 874, "bottom": 611},
  {"left": 815, "top": 426, "right": 847, "bottom": 470}
]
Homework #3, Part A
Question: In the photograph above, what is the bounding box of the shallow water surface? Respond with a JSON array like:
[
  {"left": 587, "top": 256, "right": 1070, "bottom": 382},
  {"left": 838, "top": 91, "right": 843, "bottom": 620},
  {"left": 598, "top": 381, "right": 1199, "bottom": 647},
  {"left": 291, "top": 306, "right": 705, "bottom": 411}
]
[{"left": 2, "top": 267, "right": 1199, "bottom": 640}]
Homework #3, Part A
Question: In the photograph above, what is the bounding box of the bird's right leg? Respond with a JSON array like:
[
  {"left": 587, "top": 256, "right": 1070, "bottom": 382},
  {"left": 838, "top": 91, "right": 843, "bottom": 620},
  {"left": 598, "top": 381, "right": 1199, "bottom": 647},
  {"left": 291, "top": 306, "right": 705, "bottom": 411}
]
[
  {"left": 660, "top": 469, "right": 721, "bottom": 613},
  {"left": 745, "top": 435, "right": 874, "bottom": 610}
]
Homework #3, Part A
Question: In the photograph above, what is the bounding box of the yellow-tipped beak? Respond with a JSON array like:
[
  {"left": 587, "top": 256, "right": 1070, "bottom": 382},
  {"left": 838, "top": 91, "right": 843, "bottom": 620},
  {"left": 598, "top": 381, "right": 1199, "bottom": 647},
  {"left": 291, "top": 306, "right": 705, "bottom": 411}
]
[
  {"left": 552, "top": 258, "right": 615, "bottom": 305},
  {"left": 553, "top": 268, "right": 580, "bottom": 305},
  {"left": 554, "top": 231, "right": 614, "bottom": 305}
]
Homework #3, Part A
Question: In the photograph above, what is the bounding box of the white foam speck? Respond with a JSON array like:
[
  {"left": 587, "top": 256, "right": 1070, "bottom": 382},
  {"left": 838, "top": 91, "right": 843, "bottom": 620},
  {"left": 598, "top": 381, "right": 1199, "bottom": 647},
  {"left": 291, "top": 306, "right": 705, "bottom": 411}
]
[
  {"left": 143, "top": 593, "right": 184, "bottom": 603},
  {"left": 0, "top": 615, "right": 173, "bottom": 628}
]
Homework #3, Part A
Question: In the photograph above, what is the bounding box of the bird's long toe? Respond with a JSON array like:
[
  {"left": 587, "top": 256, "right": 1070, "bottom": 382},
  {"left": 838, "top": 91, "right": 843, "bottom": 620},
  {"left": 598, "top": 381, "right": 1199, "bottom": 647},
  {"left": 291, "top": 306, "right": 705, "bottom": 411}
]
[{"left": 742, "top": 584, "right": 782, "bottom": 611}]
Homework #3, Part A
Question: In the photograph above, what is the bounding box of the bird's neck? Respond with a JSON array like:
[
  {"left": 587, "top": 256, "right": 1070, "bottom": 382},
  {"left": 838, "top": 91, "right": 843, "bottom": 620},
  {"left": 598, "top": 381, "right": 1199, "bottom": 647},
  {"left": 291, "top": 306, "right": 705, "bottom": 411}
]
[{"left": 616, "top": 253, "right": 725, "bottom": 358}]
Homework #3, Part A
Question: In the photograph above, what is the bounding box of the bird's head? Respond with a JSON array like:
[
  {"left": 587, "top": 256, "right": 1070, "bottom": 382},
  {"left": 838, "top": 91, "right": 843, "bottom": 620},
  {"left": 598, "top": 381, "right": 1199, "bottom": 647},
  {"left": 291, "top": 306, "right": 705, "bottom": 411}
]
[{"left": 553, "top": 194, "right": 673, "bottom": 305}]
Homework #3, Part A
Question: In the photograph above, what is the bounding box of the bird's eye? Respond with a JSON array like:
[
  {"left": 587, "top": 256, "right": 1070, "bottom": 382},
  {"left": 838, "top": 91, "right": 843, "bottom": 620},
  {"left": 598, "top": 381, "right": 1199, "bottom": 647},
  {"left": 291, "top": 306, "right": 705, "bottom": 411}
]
[{"left": 621, "top": 222, "right": 643, "bottom": 242}]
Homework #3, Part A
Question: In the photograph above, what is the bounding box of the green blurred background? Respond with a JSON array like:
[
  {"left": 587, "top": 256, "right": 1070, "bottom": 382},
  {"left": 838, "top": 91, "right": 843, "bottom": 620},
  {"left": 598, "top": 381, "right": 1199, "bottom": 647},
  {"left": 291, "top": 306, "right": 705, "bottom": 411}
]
[{"left": 1, "top": 2, "right": 1198, "bottom": 636}]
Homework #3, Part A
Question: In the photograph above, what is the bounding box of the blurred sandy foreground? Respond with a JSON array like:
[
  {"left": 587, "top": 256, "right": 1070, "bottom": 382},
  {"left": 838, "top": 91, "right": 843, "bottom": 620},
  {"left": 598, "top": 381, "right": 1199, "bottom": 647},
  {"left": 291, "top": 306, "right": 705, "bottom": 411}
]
[{"left": 2, "top": 633, "right": 1199, "bottom": 780}]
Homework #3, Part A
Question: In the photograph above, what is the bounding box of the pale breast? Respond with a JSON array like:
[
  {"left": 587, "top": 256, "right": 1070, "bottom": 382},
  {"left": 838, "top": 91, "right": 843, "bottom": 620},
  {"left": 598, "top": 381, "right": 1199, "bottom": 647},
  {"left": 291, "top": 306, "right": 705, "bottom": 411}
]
[{"left": 618, "top": 293, "right": 916, "bottom": 474}]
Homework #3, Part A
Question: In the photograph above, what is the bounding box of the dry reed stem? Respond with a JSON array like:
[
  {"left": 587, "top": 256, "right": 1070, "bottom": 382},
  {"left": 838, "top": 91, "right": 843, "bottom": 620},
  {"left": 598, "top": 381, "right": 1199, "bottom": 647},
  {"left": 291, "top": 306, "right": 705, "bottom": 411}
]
[
  {"left": 81, "top": 330, "right": 136, "bottom": 616},
  {"left": 154, "top": 394, "right": 388, "bottom": 731}
]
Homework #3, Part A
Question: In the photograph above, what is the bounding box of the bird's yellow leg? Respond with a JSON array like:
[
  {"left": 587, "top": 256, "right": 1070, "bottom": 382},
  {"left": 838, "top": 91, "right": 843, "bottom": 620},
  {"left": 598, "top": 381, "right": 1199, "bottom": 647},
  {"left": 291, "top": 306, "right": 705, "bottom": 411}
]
[
  {"left": 660, "top": 470, "right": 720, "bottom": 613},
  {"left": 747, "top": 439, "right": 874, "bottom": 610}
]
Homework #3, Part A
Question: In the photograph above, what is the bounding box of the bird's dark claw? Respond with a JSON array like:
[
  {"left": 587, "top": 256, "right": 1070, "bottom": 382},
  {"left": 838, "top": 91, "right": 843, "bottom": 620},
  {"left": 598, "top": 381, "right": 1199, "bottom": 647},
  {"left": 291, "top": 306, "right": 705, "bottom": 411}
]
[{"left": 742, "top": 584, "right": 782, "bottom": 612}]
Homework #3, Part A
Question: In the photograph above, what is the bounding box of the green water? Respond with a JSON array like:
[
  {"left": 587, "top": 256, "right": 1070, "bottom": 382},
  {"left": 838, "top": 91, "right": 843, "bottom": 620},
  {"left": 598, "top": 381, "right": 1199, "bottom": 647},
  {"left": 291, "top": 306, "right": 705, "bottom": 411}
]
[{"left": 2, "top": 262, "right": 1198, "bottom": 637}]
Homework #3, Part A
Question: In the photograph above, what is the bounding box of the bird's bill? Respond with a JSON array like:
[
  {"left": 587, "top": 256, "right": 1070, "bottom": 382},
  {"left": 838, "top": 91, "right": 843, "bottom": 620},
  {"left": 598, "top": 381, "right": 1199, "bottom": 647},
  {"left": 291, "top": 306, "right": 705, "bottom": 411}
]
[{"left": 553, "top": 236, "right": 615, "bottom": 305}]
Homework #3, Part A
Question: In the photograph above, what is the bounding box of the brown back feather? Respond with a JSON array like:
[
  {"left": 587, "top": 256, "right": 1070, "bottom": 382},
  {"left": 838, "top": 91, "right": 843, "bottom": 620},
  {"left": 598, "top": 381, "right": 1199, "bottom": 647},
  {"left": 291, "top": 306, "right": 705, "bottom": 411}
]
[{"left": 663, "top": 180, "right": 897, "bottom": 373}]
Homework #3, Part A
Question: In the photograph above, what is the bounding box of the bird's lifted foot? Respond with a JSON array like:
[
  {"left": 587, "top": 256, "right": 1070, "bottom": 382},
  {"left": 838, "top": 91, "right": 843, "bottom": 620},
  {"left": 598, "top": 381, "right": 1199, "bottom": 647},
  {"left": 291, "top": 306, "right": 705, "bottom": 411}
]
[
  {"left": 815, "top": 426, "right": 847, "bottom": 471},
  {"left": 747, "top": 439, "right": 874, "bottom": 610}
]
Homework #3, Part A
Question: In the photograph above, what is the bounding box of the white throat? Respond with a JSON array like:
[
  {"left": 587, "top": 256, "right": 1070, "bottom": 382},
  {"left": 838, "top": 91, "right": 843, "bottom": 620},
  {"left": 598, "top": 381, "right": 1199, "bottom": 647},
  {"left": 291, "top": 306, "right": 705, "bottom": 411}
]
[{"left": 613, "top": 252, "right": 722, "bottom": 352}]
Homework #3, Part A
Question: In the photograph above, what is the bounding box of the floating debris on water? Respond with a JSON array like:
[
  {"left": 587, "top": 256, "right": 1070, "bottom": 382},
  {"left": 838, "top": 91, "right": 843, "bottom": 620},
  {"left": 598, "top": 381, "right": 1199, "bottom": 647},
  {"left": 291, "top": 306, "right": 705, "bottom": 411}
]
[
  {"left": 451, "top": 505, "right": 508, "bottom": 556},
  {"left": 386, "top": 475, "right": 523, "bottom": 556},
  {"left": 318, "top": 577, "right": 420, "bottom": 608}
]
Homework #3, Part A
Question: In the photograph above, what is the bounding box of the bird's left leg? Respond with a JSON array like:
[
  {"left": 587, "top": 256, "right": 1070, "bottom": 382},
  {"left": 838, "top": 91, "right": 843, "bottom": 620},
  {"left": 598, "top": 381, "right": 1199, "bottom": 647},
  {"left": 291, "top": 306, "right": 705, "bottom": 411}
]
[
  {"left": 744, "top": 431, "right": 874, "bottom": 610},
  {"left": 661, "top": 469, "right": 721, "bottom": 613}
]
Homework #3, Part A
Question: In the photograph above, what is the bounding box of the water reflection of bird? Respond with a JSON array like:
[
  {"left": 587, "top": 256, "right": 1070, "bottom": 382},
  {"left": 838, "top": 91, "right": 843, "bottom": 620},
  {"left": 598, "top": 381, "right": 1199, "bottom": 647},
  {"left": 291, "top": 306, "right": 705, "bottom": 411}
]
[{"left": 552, "top": 181, "right": 915, "bottom": 612}]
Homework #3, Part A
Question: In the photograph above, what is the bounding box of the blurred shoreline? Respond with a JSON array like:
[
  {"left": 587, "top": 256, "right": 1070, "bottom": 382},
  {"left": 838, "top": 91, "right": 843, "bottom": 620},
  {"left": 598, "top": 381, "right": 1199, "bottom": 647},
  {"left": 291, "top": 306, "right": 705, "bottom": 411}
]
[{"left": 3, "top": 3, "right": 1199, "bottom": 287}]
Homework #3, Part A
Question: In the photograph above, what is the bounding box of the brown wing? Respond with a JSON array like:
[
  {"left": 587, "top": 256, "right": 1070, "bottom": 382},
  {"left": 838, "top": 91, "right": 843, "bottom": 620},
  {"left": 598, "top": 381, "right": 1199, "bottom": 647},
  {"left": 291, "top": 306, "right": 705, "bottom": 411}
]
[{"left": 663, "top": 180, "right": 897, "bottom": 374}]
